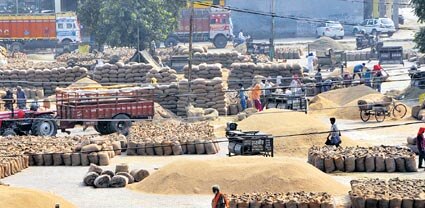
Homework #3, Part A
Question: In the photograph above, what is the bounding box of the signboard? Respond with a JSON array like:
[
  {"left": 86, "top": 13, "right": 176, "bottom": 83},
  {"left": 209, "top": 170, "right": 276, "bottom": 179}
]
[{"left": 188, "top": 0, "right": 225, "bottom": 9}]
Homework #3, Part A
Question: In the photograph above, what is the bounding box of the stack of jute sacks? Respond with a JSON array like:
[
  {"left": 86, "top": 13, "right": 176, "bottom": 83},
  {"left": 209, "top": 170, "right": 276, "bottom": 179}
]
[
  {"left": 0, "top": 155, "right": 29, "bottom": 179},
  {"left": 0, "top": 61, "right": 67, "bottom": 70},
  {"left": 93, "top": 62, "right": 152, "bottom": 84},
  {"left": 145, "top": 67, "right": 178, "bottom": 83},
  {"left": 183, "top": 63, "right": 223, "bottom": 80},
  {"left": 126, "top": 121, "right": 220, "bottom": 156},
  {"left": 308, "top": 146, "right": 418, "bottom": 173},
  {"left": 228, "top": 192, "right": 334, "bottom": 208},
  {"left": 192, "top": 51, "right": 248, "bottom": 68},
  {"left": 154, "top": 83, "right": 179, "bottom": 114},
  {"left": 274, "top": 47, "right": 303, "bottom": 59},
  {"left": 0, "top": 135, "right": 124, "bottom": 170},
  {"left": 350, "top": 178, "right": 425, "bottom": 208},
  {"left": 176, "top": 78, "right": 227, "bottom": 116},
  {"left": 228, "top": 62, "right": 302, "bottom": 89},
  {"left": 83, "top": 164, "right": 149, "bottom": 188},
  {"left": 0, "top": 66, "right": 88, "bottom": 96}
]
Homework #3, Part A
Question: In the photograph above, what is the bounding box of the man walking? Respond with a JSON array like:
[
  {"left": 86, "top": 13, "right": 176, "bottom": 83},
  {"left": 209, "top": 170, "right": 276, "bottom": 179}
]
[
  {"left": 211, "top": 185, "right": 229, "bottom": 208},
  {"left": 237, "top": 83, "right": 247, "bottom": 111},
  {"left": 16, "top": 86, "right": 26, "bottom": 109}
]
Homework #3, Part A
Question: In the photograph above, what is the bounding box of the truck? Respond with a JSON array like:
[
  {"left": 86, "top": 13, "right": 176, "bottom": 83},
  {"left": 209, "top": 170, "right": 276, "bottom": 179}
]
[
  {"left": 56, "top": 86, "right": 155, "bottom": 135},
  {"left": 164, "top": 7, "right": 233, "bottom": 49},
  {"left": 0, "top": 12, "right": 80, "bottom": 51},
  {"left": 0, "top": 86, "right": 155, "bottom": 136}
]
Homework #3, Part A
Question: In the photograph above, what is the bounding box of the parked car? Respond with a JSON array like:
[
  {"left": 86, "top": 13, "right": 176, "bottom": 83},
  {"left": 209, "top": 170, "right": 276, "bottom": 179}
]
[
  {"left": 352, "top": 18, "right": 396, "bottom": 37},
  {"left": 316, "top": 21, "right": 344, "bottom": 39}
]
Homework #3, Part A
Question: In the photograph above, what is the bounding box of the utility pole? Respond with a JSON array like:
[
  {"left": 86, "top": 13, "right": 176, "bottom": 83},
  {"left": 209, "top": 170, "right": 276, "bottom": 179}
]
[
  {"left": 188, "top": 0, "right": 194, "bottom": 101},
  {"left": 270, "top": 0, "right": 275, "bottom": 61},
  {"left": 15, "top": 0, "right": 18, "bottom": 14}
]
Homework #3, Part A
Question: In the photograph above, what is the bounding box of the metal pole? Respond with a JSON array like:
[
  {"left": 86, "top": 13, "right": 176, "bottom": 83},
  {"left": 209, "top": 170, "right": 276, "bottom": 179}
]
[
  {"left": 137, "top": 27, "right": 140, "bottom": 62},
  {"left": 270, "top": 0, "right": 275, "bottom": 61},
  {"left": 188, "top": 0, "right": 194, "bottom": 97},
  {"left": 16, "top": 0, "right": 18, "bottom": 14}
]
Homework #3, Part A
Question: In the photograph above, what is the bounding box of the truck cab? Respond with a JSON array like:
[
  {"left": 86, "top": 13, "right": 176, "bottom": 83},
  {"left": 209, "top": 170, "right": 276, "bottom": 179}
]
[
  {"left": 56, "top": 13, "right": 81, "bottom": 44},
  {"left": 165, "top": 8, "right": 233, "bottom": 49}
]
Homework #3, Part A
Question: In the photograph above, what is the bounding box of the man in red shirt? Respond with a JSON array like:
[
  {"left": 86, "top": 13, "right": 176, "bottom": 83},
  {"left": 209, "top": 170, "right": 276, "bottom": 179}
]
[{"left": 373, "top": 64, "right": 383, "bottom": 74}]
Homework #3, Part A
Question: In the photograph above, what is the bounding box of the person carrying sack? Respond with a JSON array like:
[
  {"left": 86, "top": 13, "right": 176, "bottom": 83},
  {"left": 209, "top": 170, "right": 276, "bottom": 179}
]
[{"left": 326, "top": 117, "right": 341, "bottom": 147}]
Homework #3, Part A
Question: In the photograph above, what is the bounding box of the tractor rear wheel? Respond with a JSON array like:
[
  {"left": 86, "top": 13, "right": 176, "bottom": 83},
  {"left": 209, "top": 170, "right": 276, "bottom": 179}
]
[
  {"left": 95, "top": 121, "right": 114, "bottom": 135},
  {"left": 110, "top": 114, "right": 131, "bottom": 134},
  {"left": 3, "top": 128, "right": 16, "bottom": 137},
  {"left": 32, "top": 114, "right": 58, "bottom": 136}
]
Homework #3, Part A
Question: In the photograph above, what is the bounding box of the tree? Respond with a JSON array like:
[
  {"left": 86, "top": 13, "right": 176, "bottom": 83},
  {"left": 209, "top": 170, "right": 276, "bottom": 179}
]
[
  {"left": 412, "top": 0, "right": 425, "bottom": 52},
  {"left": 77, "top": 0, "right": 185, "bottom": 49}
]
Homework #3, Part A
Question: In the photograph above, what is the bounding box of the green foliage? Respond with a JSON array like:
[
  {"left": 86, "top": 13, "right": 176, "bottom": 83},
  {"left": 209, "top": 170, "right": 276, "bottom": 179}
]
[
  {"left": 77, "top": 0, "right": 185, "bottom": 49},
  {"left": 412, "top": 0, "right": 425, "bottom": 52},
  {"left": 414, "top": 27, "right": 425, "bottom": 53}
]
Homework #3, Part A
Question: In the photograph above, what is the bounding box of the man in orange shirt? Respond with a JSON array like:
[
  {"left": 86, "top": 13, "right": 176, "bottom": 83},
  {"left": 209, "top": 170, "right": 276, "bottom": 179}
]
[
  {"left": 250, "top": 82, "right": 262, "bottom": 111},
  {"left": 211, "top": 185, "right": 229, "bottom": 208}
]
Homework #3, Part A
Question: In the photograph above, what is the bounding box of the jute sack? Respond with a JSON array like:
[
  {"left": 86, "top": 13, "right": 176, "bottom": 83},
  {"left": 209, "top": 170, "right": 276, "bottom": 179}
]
[
  {"left": 98, "top": 152, "right": 110, "bottom": 166},
  {"left": 94, "top": 175, "right": 111, "bottom": 188},
  {"left": 101, "top": 170, "right": 114, "bottom": 178},
  {"left": 71, "top": 153, "right": 81, "bottom": 166},
  {"left": 115, "top": 163, "right": 129, "bottom": 173},
  {"left": 345, "top": 156, "right": 356, "bottom": 172},
  {"left": 88, "top": 152, "right": 99, "bottom": 165},
  {"left": 88, "top": 164, "right": 103, "bottom": 174},
  {"left": 117, "top": 172, "right": 134, "bottom": 184},
  {"left": 83, "top": 172, "right": 99, "bottom": 186},
  {"left": 130, "top": 169, "right": 150, "bottom": 182},
  {"left": 110, "top": 175, "right": 128, "bottom": 188}
]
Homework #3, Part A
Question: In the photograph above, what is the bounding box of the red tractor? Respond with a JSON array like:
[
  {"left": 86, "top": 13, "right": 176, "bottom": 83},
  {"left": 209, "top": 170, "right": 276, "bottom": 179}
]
[{"left": 0, "top": 105, "right": 57, "bottom": 136}]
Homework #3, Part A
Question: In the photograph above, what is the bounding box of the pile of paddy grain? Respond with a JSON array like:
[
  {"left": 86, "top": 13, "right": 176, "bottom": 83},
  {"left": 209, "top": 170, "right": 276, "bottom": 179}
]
[
  {"left": 236, "top": 109, "right": 359, "bottom": 156},
  {"left": 129, "top": 157, "right": 348, "bottom": 195},
  {"left": 0, "top": 186, "right": 76, "bottom": 208},
  {"left": 309, "top": 86, "right": 386, "bottom": 120},
  {"left": 309, "top": 37, "right": 348, "bottom": 51}
]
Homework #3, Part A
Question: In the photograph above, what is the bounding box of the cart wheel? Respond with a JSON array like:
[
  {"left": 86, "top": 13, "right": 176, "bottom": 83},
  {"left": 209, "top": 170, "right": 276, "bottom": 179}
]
[
  {"left": 110, "top": 114, "right": 132, "bottom": 134},
  {"left": 360, "top": 110, "right": 370, "bottom": 122},
  {"left": 375, "top": 110, "right": 386, "bottom": 122},
  {"left": 392, "top": 104, "right": 407, "bottom": 119}
]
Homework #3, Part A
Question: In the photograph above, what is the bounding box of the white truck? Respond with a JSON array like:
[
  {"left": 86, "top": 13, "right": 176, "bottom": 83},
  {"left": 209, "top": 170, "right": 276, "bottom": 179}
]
[{"left": 352, "top": 18, "right": 396, "bottom": 37}]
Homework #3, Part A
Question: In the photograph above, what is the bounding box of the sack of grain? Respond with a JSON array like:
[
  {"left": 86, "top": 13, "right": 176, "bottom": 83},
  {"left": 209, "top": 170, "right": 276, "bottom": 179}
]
[
  {"left": 130, "top": 169, "right": 150, "bottom": 182},
  {"left": 88, "top": 164, "right": 103, "bottom": 174},
  {"left": 334, "top": 156, "right": 345, "bottom": 172},
  {"left": 81, "top": 153, "right": 90, "bottom": 166},
  {"left": 162, "top": 140, "right": 173, "bottom": 156},
  {"left": 389, "top": 197, "right": 402, "bottom": 208},
  {"left": 314, "top": 156, "right": 325, "bottom": 171},
  {"left": 180, "top": 141, "right": 188, "bottom": 154},
  {"left": 117, "top": 172, "right": 134, "bottom": 184},
  {"left": 145, "top": 142, "right": 155, "bottom": 155},
  {"left": 115, "top": 163, "right": 130, "bottom": 174},
  {"left": 205, "top": 140, "right": 217, "bottom": 155},
  {"left": 112, "top": 141, "right": 121, "bottom": 155},
  {"left": 94, "top": 175, "right": 111, "bottom": 188},
  {"left": 407, "top": 136, "right": 417, "bottom": 145},
  {"left": 81, "top": 144, "right": 101, "bottom": 154},
  {"left": 101, "top": 170, "right": 115, "bottom": 178},
  {"left": 402, "top": 198, "right": 414, "bottom": 208},
  {"left": 385, "top": 158, "right": 396, "bottom": 172},
  {"left": 345, "top": 156, "right": 356, "bottom": 172},
  {"left": 33, "top": 153, "right": 44, "bottom": 166},
  {"left": 127, "top": 141, "right": 138, "bottom": 156},
  {"left": 375, "top": 156, "right": 385, "bottom": 172},
  {"left": 52, "top": 153, "right": 63, "bottom": 166},
  {"left": 88, "top": 152, "right": 99, "bottom": 165},
  {"left": 405, "top": 155, "right": 418, "bottom": 172},
  {"left": 43, "top": 153, "right": 53, "bottom": 166},
  {"left": 83, "top": 172, "right": 99, "bottom": 186},
  {"left": 62, "top": 153, "right": 72, "bottom": 166},
  {"left": 195, "top": 139, "right": 206, "bottom": 154},
  {"left": 365, "top": 155, "right": 375, "bottom": 172},
  {"left": 71, "top": 153, "right": 81, "bottom": 166},
  {"left": 395, "top": 157, "right": 406, "bottom": 172},
  {"left": 414, "top": 199, "right": 425, "bottom": 208},
  {"left": 187, "top": 140, "right": 196, "bottom": 154},
  {"left": 154, "top": 142, "right": 164, "bottom": 156},
  {"left": 172, "top": 141, "right": 183, "bottom": 155},
  {"left": 110, "top": 175, "right": 128, "bottom": 188},
  {"left": 136, "top": 142, "right": 146, "bottom": 155},
  {"left": 324, "top": 157, "right": 335, "bottom": 173},
  {"left": 355, "top": 157, "right": 366, "bottom": 172},
  {"left": 98, "top": 152, "right": 110, "bottom": 166}
]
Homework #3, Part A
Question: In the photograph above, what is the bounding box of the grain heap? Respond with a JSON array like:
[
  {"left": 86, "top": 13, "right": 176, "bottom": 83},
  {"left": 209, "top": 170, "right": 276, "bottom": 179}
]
[
  {"left": 309, "top": 37, "right": 348, "bottom": 51},
  {"left": 0, "top": 66, "right": 88, "bottom": 96},
  {"left": 228, "top": 62, "right": 302, "bottom": 89},
  {"left": 193, "top": 51, "right": 248, "bottom": 67},
  {"left": 126, "top": 120, "right": 220, "bottom": 156},
  {"left": 308, "top": 145, "right": 417, "bottom": 173},
  {"left": 227, "top": 192, "right": 334, "bottom": 208},
  {"left": 129, "top": 157, "right": 349, "bottom": 195},
  {"left": 350, "top": 178, "right": 425, "bottom": 208},
  {"left": 83, "top": 164, "right": 149, "bottom": 189},
  {"left": 93, "top": 62, "right": 152, "bottom": 84},
  {"left": 176, "top": 78, "right": 227, "bottom": 116},
  {"left": 145, "top": 67, "right": 178, "bottom": 83},
  {"left": 183, "top": 63, "right": 223, "bottom": 80},
  {"left": 309, "top": 86, "right": 388, "bottom": 120},
  {"left": 154, "top": 84, "right": 179, "bottom": 114},
  {"left": 274, "top": 47, "right": 303, "bottom": 59},
  {"left": 0, "top": 186, "right": 76, "bottom": 208},
  {"left": 237, "top": 109, "right": 360, "bottom": 157}
]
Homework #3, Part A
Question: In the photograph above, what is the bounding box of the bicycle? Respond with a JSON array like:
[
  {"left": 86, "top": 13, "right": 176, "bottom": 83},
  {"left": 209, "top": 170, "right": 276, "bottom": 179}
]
[{"left": 358, "top": 96, "right": 407, "bottom": 123}]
